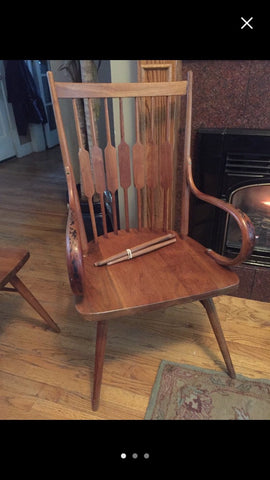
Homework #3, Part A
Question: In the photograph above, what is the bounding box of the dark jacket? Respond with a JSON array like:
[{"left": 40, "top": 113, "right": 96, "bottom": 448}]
[{"left": 5, "top": 60, "right": 47, "bottom": 136}]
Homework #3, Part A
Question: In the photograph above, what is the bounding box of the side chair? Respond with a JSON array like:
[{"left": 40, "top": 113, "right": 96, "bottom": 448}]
[
  {"left": 0, "top": 247, "right": 60, "bottom": 332},
  {"left": 48, "top": 70, "right": 255, "bottom": 411}
]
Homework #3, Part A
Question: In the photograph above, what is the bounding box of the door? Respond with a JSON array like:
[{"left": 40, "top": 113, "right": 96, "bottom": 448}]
[
  {"left": 0, "top": 63, "right": 16, "bottom": 161},
  {"left": 29, "top": 60, "right": 58, "bottom": 148},
  {"left": 0, "top": 60, "right": 41, "bottom": 159}
]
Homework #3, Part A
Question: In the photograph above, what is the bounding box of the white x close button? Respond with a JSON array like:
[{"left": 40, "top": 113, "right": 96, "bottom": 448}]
[{"left": 241, "top": 17, "right": 253, "bottom": 29}]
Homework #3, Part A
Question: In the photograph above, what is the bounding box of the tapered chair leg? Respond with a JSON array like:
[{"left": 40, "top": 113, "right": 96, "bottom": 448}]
[
  {"left": 92, "top": 320, "right": 108, "bottom": 411},
  {"left": 10, "top": 274, "right": 60, "bottom": 333},
  {"left": 200, "top": 297, "right": 236, "bottom": 379}
]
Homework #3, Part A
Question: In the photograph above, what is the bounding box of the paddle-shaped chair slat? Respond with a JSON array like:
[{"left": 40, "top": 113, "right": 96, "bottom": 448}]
[
  {"left": 145, "top": 97, "right": 159, "bottom": 230},
  {"left": 104, "top": 98, "right": 118, "bottom": 235},
  {"left": 88, "top": 98, "right": 108, "bottom": 238},
  {"left": 73, "top": 99, "right": 98, "bottom": 243},
  {"left": 132, "top": 97, "right": 145, "bottom": 231},
  {"left": 118, "top": 98, "right": 131, "bottom": 232}
]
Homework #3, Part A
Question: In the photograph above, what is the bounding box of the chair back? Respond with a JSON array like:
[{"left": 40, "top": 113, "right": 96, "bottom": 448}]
[{"left": 47, "top": 71, "right": 193, "bottom": 247}]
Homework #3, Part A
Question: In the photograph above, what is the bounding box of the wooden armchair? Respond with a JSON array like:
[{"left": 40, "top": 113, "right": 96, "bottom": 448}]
[{"left": 48, "top": 70, "right": 255, "bottom": 411}]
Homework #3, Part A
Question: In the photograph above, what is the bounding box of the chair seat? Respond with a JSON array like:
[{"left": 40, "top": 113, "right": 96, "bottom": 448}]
[
  {"left": 0, "top": 247, "right": 29, "bottom": 289},
  {"left": 76, "top": 230, "right": 239, "bottom": 319}
]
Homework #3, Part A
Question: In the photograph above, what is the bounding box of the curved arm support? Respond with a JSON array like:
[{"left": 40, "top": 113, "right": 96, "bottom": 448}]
[
  {"left": 187, "top": 158, "right": 255, "bottom": 266},
  {"left": 66, "top": 207, "right": 84, "bottom": 296}
]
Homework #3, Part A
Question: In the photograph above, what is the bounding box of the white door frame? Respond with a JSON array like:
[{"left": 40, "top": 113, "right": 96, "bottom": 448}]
[{"left": 0, "top": 69, "right": 16, "bottom": 161}]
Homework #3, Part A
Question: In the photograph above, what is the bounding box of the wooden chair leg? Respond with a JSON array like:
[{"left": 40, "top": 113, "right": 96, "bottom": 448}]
[
  {"left": 200, "top": 297, "right": 236, "bottom": 379},
  {"left": 92, "top": 320, "right": 108, "bottom": 411},
  {"left": 9, "top": 274, "right": 60, "bottom": 333}
]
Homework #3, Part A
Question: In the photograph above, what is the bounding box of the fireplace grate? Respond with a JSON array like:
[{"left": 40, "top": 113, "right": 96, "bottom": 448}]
[{"left": 225, "top": 153, "right": 270, "bottom": 177}]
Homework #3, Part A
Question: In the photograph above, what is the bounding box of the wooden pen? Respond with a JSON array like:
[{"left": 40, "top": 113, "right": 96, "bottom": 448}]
[
  {"left": 94, "top": 233, "right": 176, "bottom": 267},
  {"left": 106, "top": 238, "right": 176, "bottom": 265}
]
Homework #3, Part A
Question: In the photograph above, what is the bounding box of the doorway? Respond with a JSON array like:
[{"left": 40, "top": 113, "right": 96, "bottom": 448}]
[{"left": 0, "top": 60, "right": 58, "bottom": 162}]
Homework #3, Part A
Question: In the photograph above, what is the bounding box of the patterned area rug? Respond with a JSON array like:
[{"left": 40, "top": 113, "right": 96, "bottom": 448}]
[{"left": 145, "top": 361, "right": 270, "bottom": 420}]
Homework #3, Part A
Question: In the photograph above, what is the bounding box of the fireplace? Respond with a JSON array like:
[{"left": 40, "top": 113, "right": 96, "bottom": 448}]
[
  {"left": 190, "top": 128, "right": 270, "bottom": 267},
  {"left": 225, "top": 183, "right": 270, "bottom": 265},
  {"left": 189, "top": 128, "right": 270, "bottom": 301}
]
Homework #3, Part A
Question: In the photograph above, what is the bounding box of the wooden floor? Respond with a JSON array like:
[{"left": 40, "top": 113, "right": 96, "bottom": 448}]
[{"left": 0, "top": 147, "right": 270, "bottom": 420}]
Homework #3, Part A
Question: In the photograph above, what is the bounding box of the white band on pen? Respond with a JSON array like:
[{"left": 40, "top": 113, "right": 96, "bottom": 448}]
[{"left": 126, "top": 248, "right": 133, "bottom": 259}]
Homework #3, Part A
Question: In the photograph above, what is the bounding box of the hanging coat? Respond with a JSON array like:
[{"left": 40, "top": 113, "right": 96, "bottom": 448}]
[{"left": 5, "top": 60, "right": 47, "bottom": 136}]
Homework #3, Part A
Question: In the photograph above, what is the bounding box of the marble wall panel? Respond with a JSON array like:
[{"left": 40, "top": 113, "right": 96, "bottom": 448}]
[
  {"left": 175, "top": 60, "right": 270, "bottom": 231},
  {"left": 175, "top": 60, "right": 270, "bottom": 300}
]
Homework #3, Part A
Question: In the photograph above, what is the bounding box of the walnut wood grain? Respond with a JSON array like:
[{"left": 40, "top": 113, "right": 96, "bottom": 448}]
[
  {"left": 186, "top": 158, "right": 255, "bottom": 266},
  {"left": 73, "top": 99, "right": 98, "bottom": 243},
  {"left": 92, "top": 320, "right": 108, "bottom": 411},
  {"left": 106, "top": 238, "right": 176, "bottom": 265},
  {"left": 76, "top": 229, "right": 239, "bottom": 320},
  {"left": 133, "top": 98, "right": 145, "bottom": 231},
  {"left": 200, "top": 298, "right": 235, "bottom": 378},
  {"left": 47, "top": 71, "right": 88, "bottom": 255},
  {"left": 94, "top": 232, "right": 175, "bottom": 266},
  {"left": 0, "top": 247, "right": 29, "bottom": 289},
  {"left": 181, "top": 70, "right": 193, "bottom": 236},
  {"left": 47, "top": 70, "right": 255, "bottom": 411},
  {"left": 10, "top": 275, "right": 61, "bottom": 334},
  {"left": 88, "top": 98, "right": 108, "bottom": 238},
  {"left": 104, "top": 98, "right": 118, "bottom": 235},
  {"left": 54, "top": 81, "right": 187, "bottom": 99},
  {"left": 118, "top": 98, "right": 131, "bottom": 232},
  {"left": 146, "top": 97, "right": 158, "bottom": 229},
  {"left": 0, "top": 247, "right": 60, "bottom": 333},
  {"left": 3, "top": 148, "right": 270, "bottom": 420},
  {"left": 66, "top": 208, "right": 84, "bottom": 296}
]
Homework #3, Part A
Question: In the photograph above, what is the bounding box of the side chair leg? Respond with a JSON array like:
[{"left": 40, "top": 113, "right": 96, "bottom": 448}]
[
  {"left": 10, "top": 274, "right": 60, "bottom": 333},
  {"left": 92, "top": 320, "right": 108, "bottom": 411},
  {"left": 200, "top": 298, "right": 236, "bottom": 379}
]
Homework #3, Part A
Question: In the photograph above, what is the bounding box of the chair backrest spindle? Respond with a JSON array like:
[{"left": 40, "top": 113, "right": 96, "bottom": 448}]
[
  {"left": 73, "top": 98, "right": 98, "bottom": 243},
  {"left": 47, "top": 72, "right": 191, "bottom": 243},
  {"left": 88, "top": 98, "right": 108, "bottom": 238},
  {"left": 133, "top": 97, "right": 145, "bottom": 231},
  {"left": 104, "top": 98, "right": 119, "bottom": 235},
  {"left": 118, "top": 98, "right": 131, "bottom": 232},
  {"left": 146, "top": 97, "right": 159, "bottom": 229}
]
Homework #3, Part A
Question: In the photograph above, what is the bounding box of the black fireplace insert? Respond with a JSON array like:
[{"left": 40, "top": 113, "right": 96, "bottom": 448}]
[{"left": 190, "top": 128, "right": 270, "bottom": 266}]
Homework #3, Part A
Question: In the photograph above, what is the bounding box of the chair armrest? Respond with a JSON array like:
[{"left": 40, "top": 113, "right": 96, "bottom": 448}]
[
  {"left": 66, "top": 207, "right": 84, "bottom": 296},
  {"left": 187, "top": 158, "right": 255, "bottom": 266}
]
